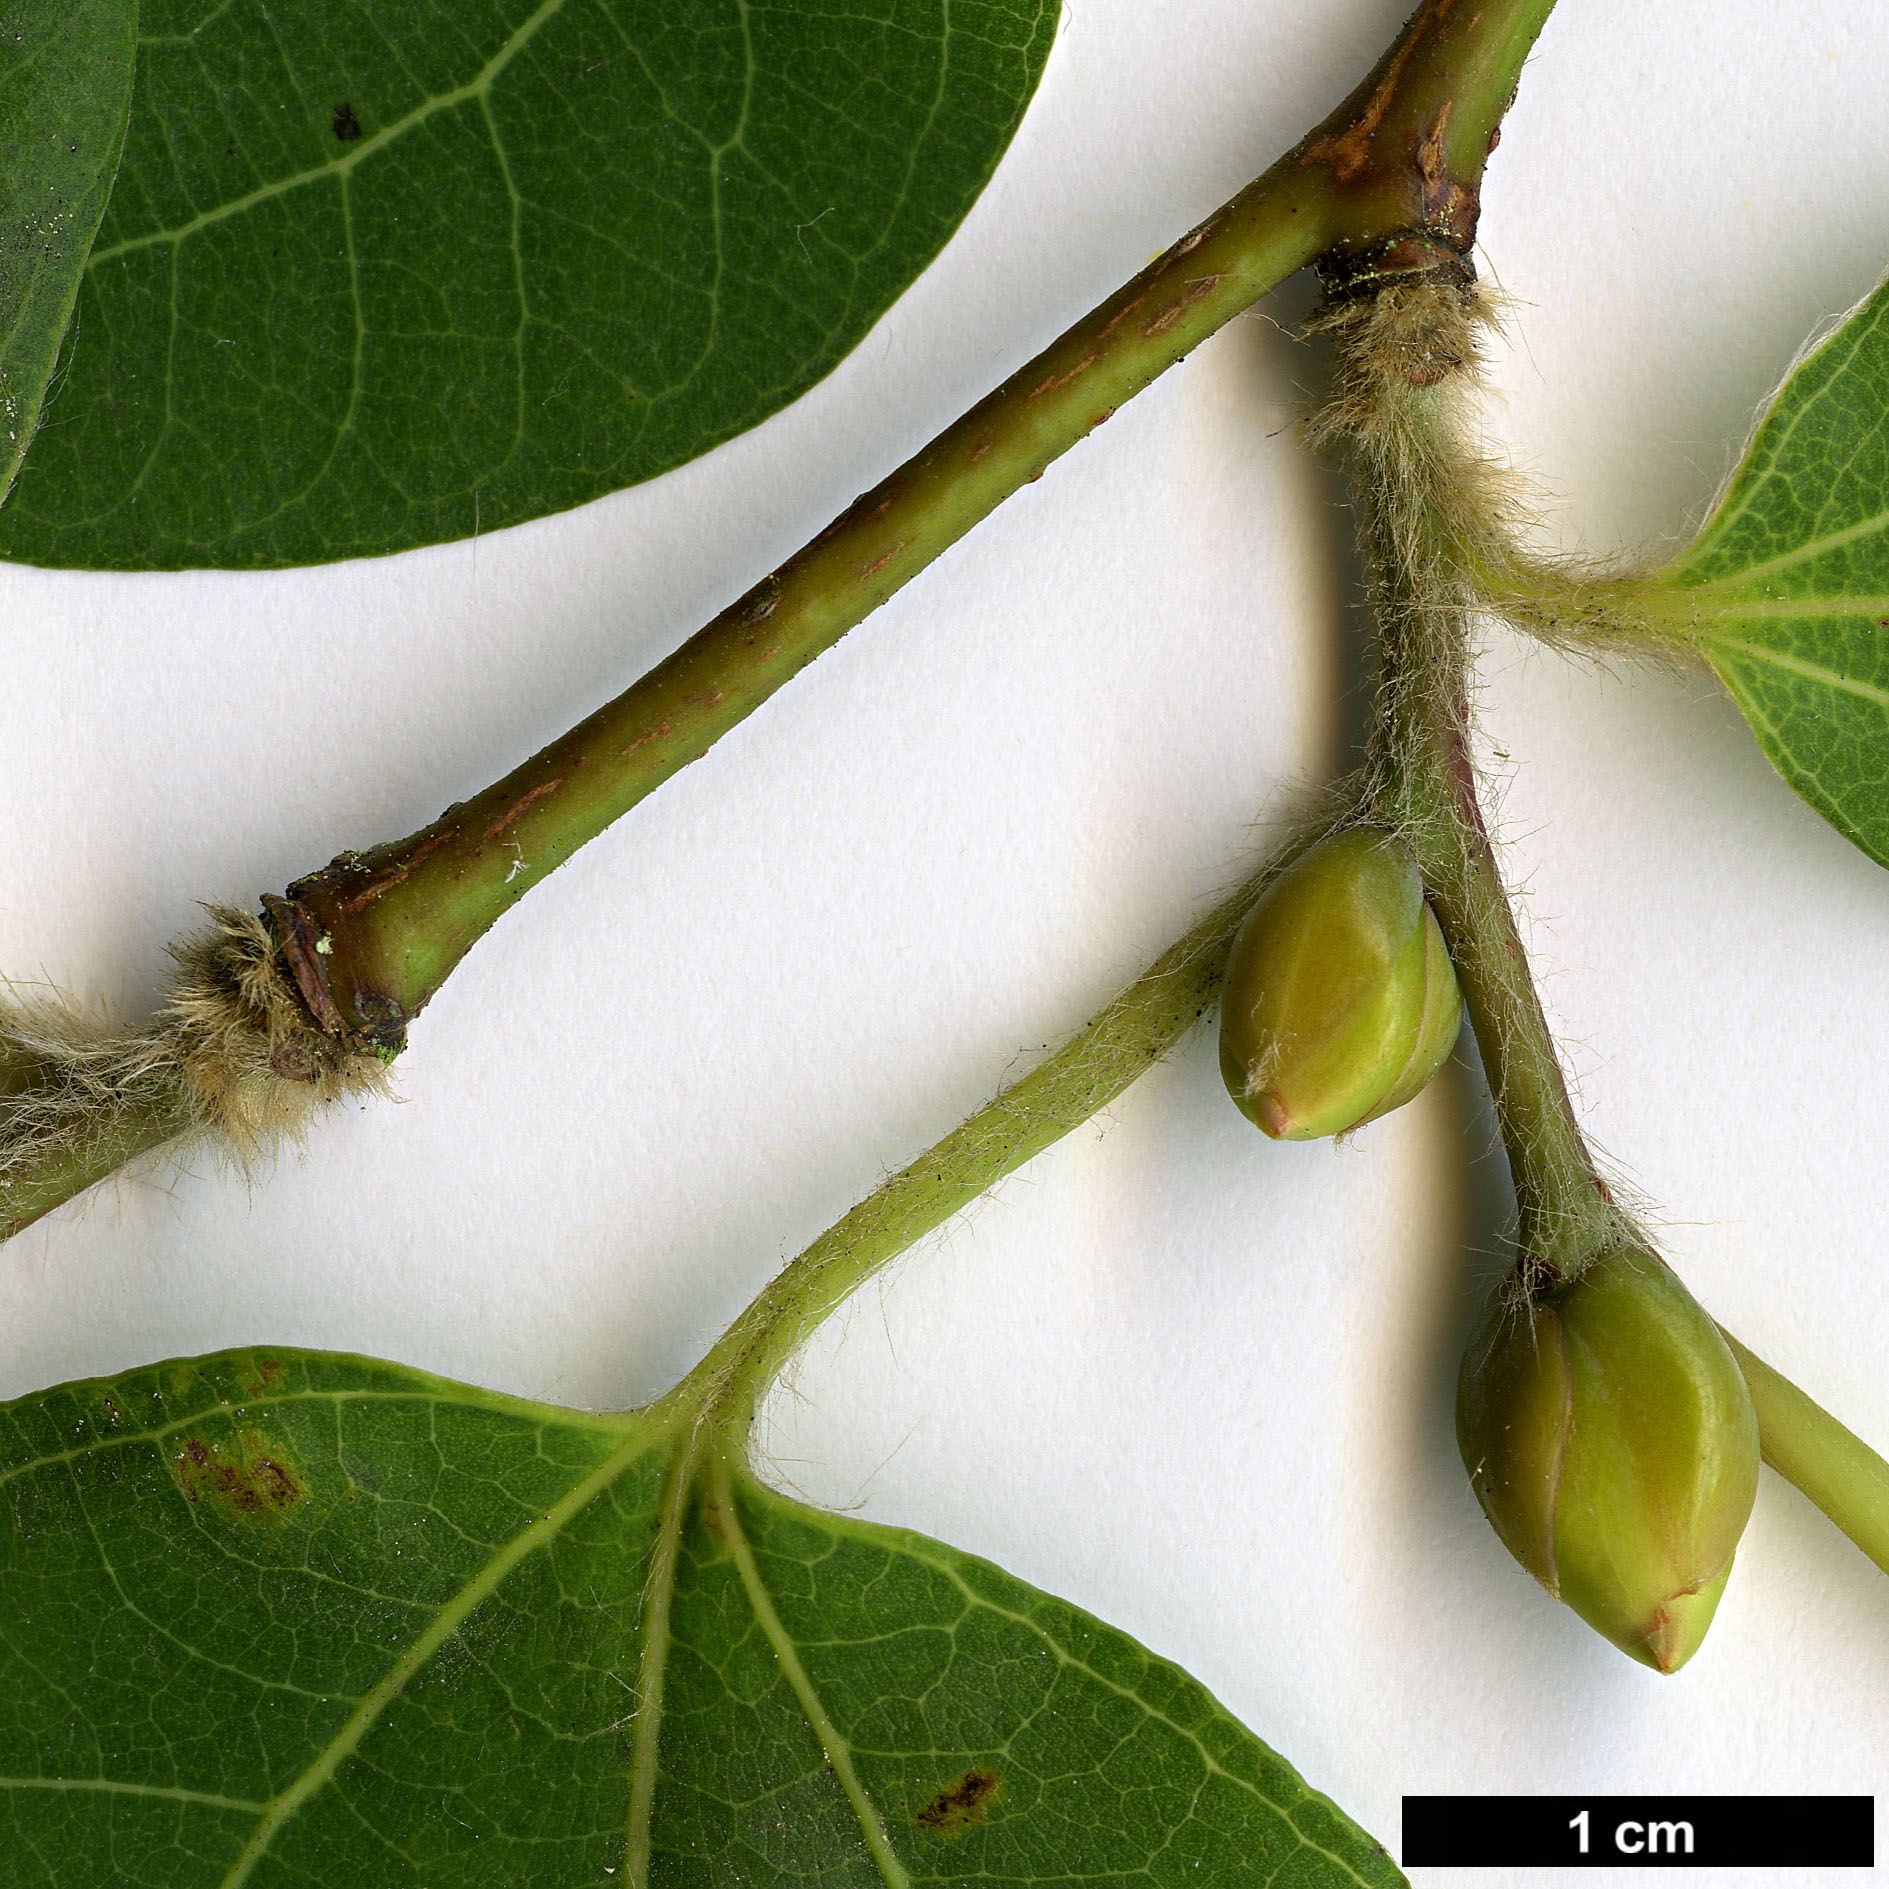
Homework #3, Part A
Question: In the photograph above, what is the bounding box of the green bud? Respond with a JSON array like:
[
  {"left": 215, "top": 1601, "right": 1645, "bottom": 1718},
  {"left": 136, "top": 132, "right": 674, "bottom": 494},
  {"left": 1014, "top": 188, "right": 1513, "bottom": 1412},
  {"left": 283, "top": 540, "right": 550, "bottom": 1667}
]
[
  {"left": 1456, "top": 1246, "right": 1759, "bottom": 1673},
  {"left": 1358, "top": 904, "right": 1462, "bottom": 1125},
  {"left": 1218, "top": 829, "right": 1461, "bottom": 1140}
]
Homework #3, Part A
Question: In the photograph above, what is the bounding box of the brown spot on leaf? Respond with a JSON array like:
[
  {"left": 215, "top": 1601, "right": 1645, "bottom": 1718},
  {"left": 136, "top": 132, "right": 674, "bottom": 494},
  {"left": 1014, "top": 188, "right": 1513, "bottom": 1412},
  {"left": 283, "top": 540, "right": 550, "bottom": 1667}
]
[
  {"left": 171, "top": 1431, "right": 306, "bottom": 1527},
  {"left": 332, "top": 102, "right": 362, "bottom": 142},
  {"left": 237, "top": 1357, "right": 285, "bottom": 1400},
  {"left": 914, "top": 1766, "right": 1003, "bottom": 1836}
]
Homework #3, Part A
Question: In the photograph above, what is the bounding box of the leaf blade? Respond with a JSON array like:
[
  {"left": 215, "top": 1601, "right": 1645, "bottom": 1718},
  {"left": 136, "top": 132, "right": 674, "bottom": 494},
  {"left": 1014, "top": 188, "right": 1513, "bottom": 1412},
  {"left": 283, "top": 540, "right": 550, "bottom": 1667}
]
[
  {"left": 0, "top": 0, "right": 138, "bottom": 508},
  {"left": 1660, "top": 274, "right": 1889, "bottom": 866},
  {"left": 720, "top": 1462, "right": 1404, "bottom": 1886},
  {"left": 0, "top": 1349, "right": 1405, "bottom": 1886},
  {"left": 0, "top": 0, "right": 1058, "bottom": 570}
]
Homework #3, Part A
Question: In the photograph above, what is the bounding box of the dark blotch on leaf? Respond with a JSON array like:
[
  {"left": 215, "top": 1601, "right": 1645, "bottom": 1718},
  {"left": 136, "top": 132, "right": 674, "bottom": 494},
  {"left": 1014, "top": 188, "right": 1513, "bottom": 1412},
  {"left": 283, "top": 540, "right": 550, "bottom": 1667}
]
[
  {"left": 914, "top": 1766, "right": 1003, "bottom": 1836},
  {"left": 171, "top": 1431, "right": 306, "bottom": 1526},
  {"left": 332, "top": 102, "right": 361, "bottom": 142},
  {"left": 238, "top": 1356, "right": 285, "bottom": 1400}
]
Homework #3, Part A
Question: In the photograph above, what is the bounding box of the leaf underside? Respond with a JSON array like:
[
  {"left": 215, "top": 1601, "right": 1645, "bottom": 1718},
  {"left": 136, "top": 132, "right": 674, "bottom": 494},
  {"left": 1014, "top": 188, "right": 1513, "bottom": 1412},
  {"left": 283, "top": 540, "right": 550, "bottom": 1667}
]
[
  {"left": 1663, "top": 274, "right": 1889, "bottom": 868},
  {"left": 0, "top": 0, "right": 138, "bottom": 508},
  {"left": 0, "top": 0, "right": 1057, "bottom": 571},
  {"left": 0, "top": 1348, "right": 1405, "bottom": 1887}
]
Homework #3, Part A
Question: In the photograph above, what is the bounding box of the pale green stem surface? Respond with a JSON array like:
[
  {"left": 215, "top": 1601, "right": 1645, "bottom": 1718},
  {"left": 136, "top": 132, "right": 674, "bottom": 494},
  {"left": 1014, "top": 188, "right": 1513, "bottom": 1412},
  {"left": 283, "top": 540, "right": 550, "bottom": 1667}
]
[
  {"left": 0, "top": 1062, "right": 191, "bottom": 1242},
  {"left": 3, "top": 0, "right": 1565, "bottom": 1243},
  {"left": 659, "top": 834, "right": 1319, "bottom": 1438},
  {"left": 1722, "top": 1327, "right": 1889, "bottom": 1580},
  {"left": 1471, "top": 557, "right": 1716, "bottom": 660},
  {"left": 277, "top": 0, "right": 1564, "bottom": 1052},
  {"left": 1350, "top": 358, "right": 1626, "bottom": 1281},
  {"left": 276, "top": 178, "right": 1335, "bottom": 1047}
]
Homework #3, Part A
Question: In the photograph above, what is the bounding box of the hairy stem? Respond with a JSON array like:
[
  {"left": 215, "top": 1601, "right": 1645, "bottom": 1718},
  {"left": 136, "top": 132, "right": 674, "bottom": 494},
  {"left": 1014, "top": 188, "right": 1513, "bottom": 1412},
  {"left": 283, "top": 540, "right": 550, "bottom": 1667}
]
[
  {"left": 0, "top": 1083, "right": 191, "bottom": 1242},
  {"left": 269, "top": 0, "right": 1559, "bottom": 1053},
  {"left": 3, "top": 0, "right": 1559, "bottom": 1240},
  {"left": 1721, "top": 1327, "right": 1889, "bottom": 1581},
  {"left": 655, "top": 832, "right": 1319, "bottom": 1442},
  {"left": 1321, "top": 288, "right": 1626, "bottom": 1283}
]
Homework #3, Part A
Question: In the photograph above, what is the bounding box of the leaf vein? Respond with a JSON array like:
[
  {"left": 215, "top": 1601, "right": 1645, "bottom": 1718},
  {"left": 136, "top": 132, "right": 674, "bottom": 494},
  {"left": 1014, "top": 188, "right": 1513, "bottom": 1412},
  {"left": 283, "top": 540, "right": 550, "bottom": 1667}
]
[{"left": 718, "top": 1457, "right": 913, "bottom": 1889}]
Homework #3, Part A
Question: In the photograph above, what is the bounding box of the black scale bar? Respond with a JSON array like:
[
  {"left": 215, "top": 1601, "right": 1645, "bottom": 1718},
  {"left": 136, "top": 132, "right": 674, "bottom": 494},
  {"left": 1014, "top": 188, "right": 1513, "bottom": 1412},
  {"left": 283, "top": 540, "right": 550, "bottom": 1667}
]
[{"left": 1401, "top": 1795, "right": 1874, "bottom": 1868}]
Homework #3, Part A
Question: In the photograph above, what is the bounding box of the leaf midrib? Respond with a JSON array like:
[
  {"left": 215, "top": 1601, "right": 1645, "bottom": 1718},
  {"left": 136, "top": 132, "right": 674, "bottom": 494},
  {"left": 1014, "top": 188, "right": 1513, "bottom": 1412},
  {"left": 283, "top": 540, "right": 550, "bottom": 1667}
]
[
  {"left": 211, "top": 1407, "right": 673, "bottom": 1888},
  {"left": 85, "top": 0, "right": 571, "bottom": 271},
  {"left": 714, "top": 1453, "right": 913, "bottom": 1889}
]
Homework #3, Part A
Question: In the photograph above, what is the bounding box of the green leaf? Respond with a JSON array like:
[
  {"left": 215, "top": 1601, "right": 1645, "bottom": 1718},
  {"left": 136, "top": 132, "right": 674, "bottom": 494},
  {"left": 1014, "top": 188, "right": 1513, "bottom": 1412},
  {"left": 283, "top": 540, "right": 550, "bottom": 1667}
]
[
  {"left": 0, "top": 0, "right": 1057, "bottom": 571},
  {"left": 1657, "top": 274, "right": 1889, "bottom": 868},
  {"left": 0, "top": 1347, "right": 1404, "bottom": 1886},
  {"left": 0, "top": 0, "right": 137, "bottom": 509}
]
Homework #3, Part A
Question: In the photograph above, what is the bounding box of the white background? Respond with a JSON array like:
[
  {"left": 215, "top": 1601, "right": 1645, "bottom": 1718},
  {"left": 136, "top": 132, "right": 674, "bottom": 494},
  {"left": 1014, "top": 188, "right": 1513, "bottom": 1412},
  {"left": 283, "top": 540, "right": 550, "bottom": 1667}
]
[{"left": 2, "top": 0, "right": 1886, "bottom": 1880}]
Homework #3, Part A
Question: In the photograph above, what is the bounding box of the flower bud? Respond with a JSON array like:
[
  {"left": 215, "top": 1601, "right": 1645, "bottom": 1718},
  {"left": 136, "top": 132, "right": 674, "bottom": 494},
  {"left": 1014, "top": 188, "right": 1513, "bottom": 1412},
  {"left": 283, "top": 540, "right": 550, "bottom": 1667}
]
[
  {"left": 1219, "top": 830, "right": 1461, "bottom": 1140},
  {"left": 1456, "top": 1246, "right": 1759, "bottom": 1673}
]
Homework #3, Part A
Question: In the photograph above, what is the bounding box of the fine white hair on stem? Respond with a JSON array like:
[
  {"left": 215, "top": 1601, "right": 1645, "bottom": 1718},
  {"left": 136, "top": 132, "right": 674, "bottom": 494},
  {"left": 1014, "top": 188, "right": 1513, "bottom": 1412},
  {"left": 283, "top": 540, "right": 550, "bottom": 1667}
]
[
  {"left": 1, "top": 907, "right": 389, "bottom": 1214},
  {"left": 1305, "top": 283, "right": 1700, "bottom": 667}
]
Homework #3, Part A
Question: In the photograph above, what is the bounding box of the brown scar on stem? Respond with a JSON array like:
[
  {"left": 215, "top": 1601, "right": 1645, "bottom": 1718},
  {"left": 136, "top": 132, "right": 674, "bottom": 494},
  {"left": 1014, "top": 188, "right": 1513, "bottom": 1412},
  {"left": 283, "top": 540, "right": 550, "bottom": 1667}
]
[
  {"left": 913, "top": 1766, "right": 1003, "bottom": 1837},
  {"left": 618, "top": 720, "right": 673, "bottom": 757},
  {"left": 1141, "top": 299, "right": 1193, "bottom": 339},
  {"left": 1096, "top": 294, "right": 1149, "bottom": 342},
  {"left": 1298, "top": 24, "right": 1424, "bottom": 182},
  {"left": 1134, "top": 275, "right": 1223, "bottom": 342},
  {"left": 967, "top": 428, "right": 997, "bottom": 463},
  {"left": 483, "top": 777, "right": 565, "bottom": 842},
  {"left": 334, "top": 827, "right": 459, "bottom": 912},
  {"left": 858, "top": 540, "right": 911, "bottom": 580},
  {"left": 1027, "top": 352, "right": 1100, "bottom": 400},
  {"left": 1417, "top": 101, "right": 1454, "bottom": 185}
]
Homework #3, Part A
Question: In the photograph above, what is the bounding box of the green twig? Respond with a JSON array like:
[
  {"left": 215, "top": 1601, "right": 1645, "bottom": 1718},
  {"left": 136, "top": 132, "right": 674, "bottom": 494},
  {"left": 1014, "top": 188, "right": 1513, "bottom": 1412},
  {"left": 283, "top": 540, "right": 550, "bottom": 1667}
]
[
  {"left": 3, "top": 0, "right": 1560, "bottom": 1241},
  {"left": 1323, "top": 289, "right": 1627, "bottom": 1283},
  {"left": 658, "top": 832, "right": 1319, "bottom": 1441},
  {"left": 1721, "top": 1327, "right": 1889, "bottom": 1580},
  {"left": 267, "top": 0, "right": 1560, "bottom": 1053}
]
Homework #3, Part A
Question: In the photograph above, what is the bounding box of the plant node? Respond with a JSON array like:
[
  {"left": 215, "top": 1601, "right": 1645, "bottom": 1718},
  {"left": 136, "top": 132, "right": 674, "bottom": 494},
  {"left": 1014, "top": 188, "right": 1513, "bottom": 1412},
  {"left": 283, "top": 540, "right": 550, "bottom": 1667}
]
[{"left": 1, "top": 909, "right": 389, "bottom": 1239}]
